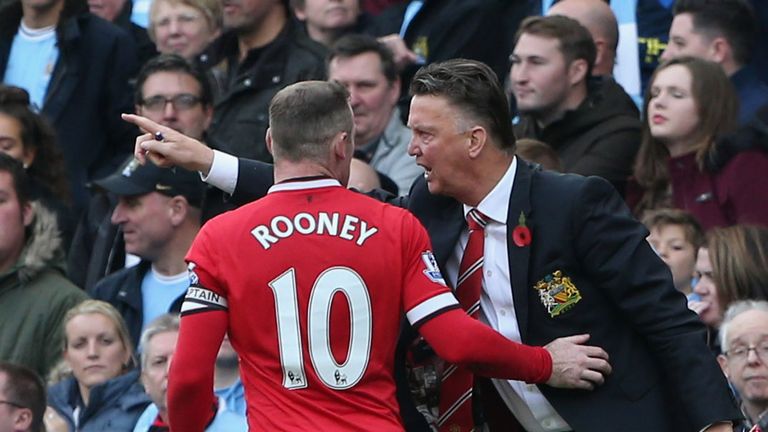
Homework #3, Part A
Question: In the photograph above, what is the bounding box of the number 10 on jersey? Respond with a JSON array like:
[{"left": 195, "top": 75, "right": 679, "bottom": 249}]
[{"left": 269, "top": 267, "right": 373, "bottom": 391}]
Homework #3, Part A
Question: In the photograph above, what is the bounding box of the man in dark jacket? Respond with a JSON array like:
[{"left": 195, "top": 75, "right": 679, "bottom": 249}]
[
  {"left": 0, "top": 0, "right": 139, "bottom": 212},
  {"left": 89, "top": 158, "right": 204, "bottom": 347},
  {"left": 511, "top": 15, "right": 641, "bottom": 195},
  {"left": 200, "top": 0, "right": 327, "bottom": 162}
]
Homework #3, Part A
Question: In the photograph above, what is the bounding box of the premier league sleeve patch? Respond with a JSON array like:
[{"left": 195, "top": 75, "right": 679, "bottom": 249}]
[
  {"left": 421, "top": 251, "right": 447, "bottom": 286},
  {"left": 533, "top": 270, "right": 581, "bottom": 318},
  {"left": 181, "top": 262, "right": 228, "bottom": 316}
]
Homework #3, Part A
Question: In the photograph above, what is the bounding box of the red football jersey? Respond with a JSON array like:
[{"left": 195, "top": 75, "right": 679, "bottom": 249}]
[{"left": 184, "top": 179, "right": 458, "bottom": 431}]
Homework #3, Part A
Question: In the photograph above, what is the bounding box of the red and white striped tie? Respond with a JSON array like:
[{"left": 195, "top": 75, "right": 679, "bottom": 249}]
[{"left": 438, "top": 209, "right": 488, "bottom": 432}]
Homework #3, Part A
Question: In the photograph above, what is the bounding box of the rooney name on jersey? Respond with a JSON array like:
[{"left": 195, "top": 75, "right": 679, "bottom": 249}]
[{"left": 250, "top": 211, "right": 379, "bottom": 250}]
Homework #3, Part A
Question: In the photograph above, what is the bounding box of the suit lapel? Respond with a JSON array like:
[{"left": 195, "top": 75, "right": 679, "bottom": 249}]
[
  {"left": 42, "top": 18, "right": 80, "bottom": 123},
  {"left": 507, "top": 160, "right": 533, "bottom": 340},
  {"left": 428, "top": 197, "right": 464, "bottom": 278}
]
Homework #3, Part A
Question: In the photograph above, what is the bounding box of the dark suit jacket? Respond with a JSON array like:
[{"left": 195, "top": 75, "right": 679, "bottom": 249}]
[{"left": 231, "top": 158, "right": 740, "bottom": 431}]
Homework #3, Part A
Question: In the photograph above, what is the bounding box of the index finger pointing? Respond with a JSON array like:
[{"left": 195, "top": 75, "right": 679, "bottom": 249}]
[{"left": 122, "top": 113, "right": 165, "bottom": 135}]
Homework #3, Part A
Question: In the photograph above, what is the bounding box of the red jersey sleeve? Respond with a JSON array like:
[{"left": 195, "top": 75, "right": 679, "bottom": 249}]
[
  {"left": 183, "top": 223, "right": 229, "bottom": 317},
  {"left": 399, "top": 213, "right": 461, "bottom": 327},
  {"left": 170, "top": 222, "right": 230, "bottom": 431}
]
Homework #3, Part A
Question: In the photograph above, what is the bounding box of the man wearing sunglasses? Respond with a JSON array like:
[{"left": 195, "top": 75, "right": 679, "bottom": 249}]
[{"left": 0, "top": 362, "right": 45, "bottom": 432}]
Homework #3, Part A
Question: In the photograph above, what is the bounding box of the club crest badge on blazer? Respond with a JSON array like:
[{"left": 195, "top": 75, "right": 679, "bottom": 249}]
[{"left": 534, "top": 270, "right": 581, "bottom": 318}]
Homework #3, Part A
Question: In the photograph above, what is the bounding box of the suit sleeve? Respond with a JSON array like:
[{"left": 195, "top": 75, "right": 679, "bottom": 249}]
[
  {"left": 231, "top": 158, "right": 275, "bottom": 205},
  {"left": 571, "top": 176, "right": 739, "bottom": 428}
]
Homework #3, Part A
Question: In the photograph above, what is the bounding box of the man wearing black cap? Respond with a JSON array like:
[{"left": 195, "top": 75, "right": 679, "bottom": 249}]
[{"left": 89, "top": 156, "right": 205, "bottom": 348}]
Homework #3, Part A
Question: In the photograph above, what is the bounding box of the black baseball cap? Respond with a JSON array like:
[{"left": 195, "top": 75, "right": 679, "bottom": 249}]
[{"left": 94, "top": 156, "right": 204, "bottom": 207}]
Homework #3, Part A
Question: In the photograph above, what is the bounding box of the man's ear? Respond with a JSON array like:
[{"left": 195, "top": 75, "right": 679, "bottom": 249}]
[
  {"left": 709, "top": 37, "right": 730, "bottom": 65},
  {"left": 593, "top": 39, "right": 606, "bottom": 74},
  {"left": 202, "top": 105, "right": 214, "bottom": 131},
  {"left": 22, "top": 201, "right": 34, "bottom": 228},
  {"left": 568, "top": 58, "right": 589, "bottom": 86},
  {"left": 265, "top": 128, "right": 274, "bottom": 156},
  {"left": 387, "top": 77, "right": 401, "bottom": 107},
  {"left": 293, "top": 5, "right": 307, "bottom": 21},
  {"left": 716, "top": 354, "right": 729, "bottom": 378},
  {"left": 466, "top": 126, "right": 488, "bottom": 159},
  {"left": 333, "top": 132, "right": 352, "bottom": 160},
  {"left": 168, "top": 196, "right": 188, "bottom": 226},
  {"left": 12, "top": 407, "right": 32, "bottom": 431}
]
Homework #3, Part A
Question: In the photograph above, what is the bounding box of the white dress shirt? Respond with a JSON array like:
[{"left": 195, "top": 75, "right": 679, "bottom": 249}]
[{"left": 445, "top": 157, "right": 571, "bottom": 432}]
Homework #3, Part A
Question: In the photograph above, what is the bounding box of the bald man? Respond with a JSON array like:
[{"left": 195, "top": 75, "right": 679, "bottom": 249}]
[{"left": 548, "top": 0, "right": 618, "bottom": 77}]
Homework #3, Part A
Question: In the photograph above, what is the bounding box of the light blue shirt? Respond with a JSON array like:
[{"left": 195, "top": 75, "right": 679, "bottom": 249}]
[
  {"left": 141, "top": 268, "right": 189, "bottom": 330},
  {"left": 215, "top": 379, "right": 246, "bottom": 417},
  {"left": 3, "top": 22, "right": 59, "bottom": 110},
  {"left": 132, "top": 397, "right": 247, "bottom": 432}
]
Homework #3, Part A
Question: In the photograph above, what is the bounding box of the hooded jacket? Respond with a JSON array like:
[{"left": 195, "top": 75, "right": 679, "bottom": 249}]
[
  {"left": 515, "top": 77, "right": 641, "bottom": 195},
  {"left": 0, "top": 202, "right": 88, "bottom": 378}
]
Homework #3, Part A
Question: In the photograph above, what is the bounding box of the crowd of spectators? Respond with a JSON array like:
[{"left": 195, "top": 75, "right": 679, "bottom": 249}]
[{"left": 0, "top": 0, "right": 767, "bottom": 430}]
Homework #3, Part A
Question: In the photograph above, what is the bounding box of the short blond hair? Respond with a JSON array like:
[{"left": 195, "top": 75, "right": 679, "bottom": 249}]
[
  {"left": 148, "top": 0, "right": 223, "bottom": 41},
  {"left": 62, "top": 300, "right": 135, "bottom": 365}
]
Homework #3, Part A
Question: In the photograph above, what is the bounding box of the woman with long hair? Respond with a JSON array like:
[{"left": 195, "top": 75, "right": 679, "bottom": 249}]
[
  {"left": 689, "top": 225, "right": 768, "bottom": 352},
  {"left": 630, "top": 56, "right": 768, "bottom": 230},
  {"left": 0, "top": 85, "right": 75, "bottom": 245}
]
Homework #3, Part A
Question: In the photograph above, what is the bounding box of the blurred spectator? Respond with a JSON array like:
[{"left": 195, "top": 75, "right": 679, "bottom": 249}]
[
  {"left": 368, "top": 0, "right": 510, "bottom": 118},
  {"left": 68, "top": 54, "right": 213, "bottom": 292},
  {"left": 661, "top": 0, "right": 768, "bottom": 124},
  {"left": 148, "top": 0, "right": 221, "bottom": 60},
  {"left": 328, "top": 34, "right": 419, "bottom": 194},
  {"left": 0, "top": 0, "right": 139, "bottom": 212},
  {"left": 690, "top": 245, "right": 722, "bottom": 347},
  {"left": 548, "top": 0, "right": 618, "bottom": 77},
  {"left": 515, "top": 138, "right": 562, "bottom": 172},
  {"left": 0, "top": 362, "right": 46, "bottom": 432},
  {"left": 0, "top": 85, "right": 74, "bottom": 248},
  {"left": 88, "top": 0, "right": 157, "bottom": 66},
  {"left": 511, "top": 15, "right": 641, "bottom": 195},
  {"left": 89, "top": 157, "right": 204, "bottom": 347},
  {"left": 213, "top": 336, "right": 245, "bottom": 417},
  {"left": 292, "top": 0, "right": 364, "bottom": 47},
  {"left": 547, "top": 0, "right": 639, "bottom": 117},
  {"left": 718, "top": 300, "right": 768, "bottom": 432},
  {"left": 690, "top": 226, "right": 768, "bottom": 350},
  {"left": 45, "top": 300, "right": 149, "bottom": 432},
  {"left": 630, "top": 57, "right": 768, "bottom": 229},
  {"left": 0, "top": 154, "right": 87, "bottom": 379},
  {"left": 706, "top": 225, "right": 768, "bottom": 307},
  {"left": 200, "top": 0, "right": 326, "bottom": 161},
  {"left": 347, "top": 157, "right": 381, "bottom": 192},
  {"left": 642, "top": 208, "right": 704, "bottom": 295},
  {"left": 132, "top": 314, "right": 246, "bottom": 431}
]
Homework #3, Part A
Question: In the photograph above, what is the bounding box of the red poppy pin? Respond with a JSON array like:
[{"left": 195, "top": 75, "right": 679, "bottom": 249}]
[{"left": 512, "top": 211, "right": 532, "bottom": 247}]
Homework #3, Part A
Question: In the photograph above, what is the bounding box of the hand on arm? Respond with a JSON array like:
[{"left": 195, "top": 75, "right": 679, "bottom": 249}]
[
  {"left": 121, "top": 113, "right": 214, "bottom": 174},
  {"left": 543, "top": 334, "right": 612, "bottom": 390},
  {"left": 417, "top": 309, "right": 610, "bottom": 388}
]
